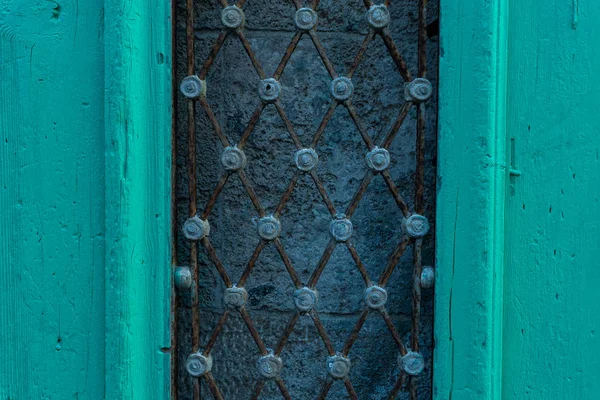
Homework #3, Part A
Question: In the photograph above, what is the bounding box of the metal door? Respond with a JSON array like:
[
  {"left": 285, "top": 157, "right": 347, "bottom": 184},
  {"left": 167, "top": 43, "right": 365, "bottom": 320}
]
[{"left": 173, "top": 0, "right": 438, "bottom": 398}]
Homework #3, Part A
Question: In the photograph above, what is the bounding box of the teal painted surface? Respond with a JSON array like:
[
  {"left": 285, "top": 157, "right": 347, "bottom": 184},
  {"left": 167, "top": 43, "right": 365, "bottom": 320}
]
[
  {"left": 0, "top": 0, "right": 106, "bottom": 397},
  {"left": 503, "top": 0, "right": 600, "bottom": 398},
  {"left": 434, "top": 0, "right": 508, "bottom": 398},
  {"left": 104, "top": 0, "right": 172, "bottom": 395},
  {"left": 0, "top": 0, "right": 172, "bottom": 397}
]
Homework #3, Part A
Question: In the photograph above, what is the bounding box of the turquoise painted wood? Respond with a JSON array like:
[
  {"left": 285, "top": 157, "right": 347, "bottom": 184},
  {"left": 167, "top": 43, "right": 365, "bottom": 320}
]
[
  {"left": 1, "top": 0, "right": 107, "bottom": 397},
  {"left": 1, "top": 0, "right": 172, "bottom": 397},
  {"left": 502, "top": 0, "right": 600, "bottom": 398},
  {"left": 434, "top": 0, "right": 507, "bottom": 398},
  {"left": 103, "top": 0, "right": 172, "bottom": 396}
]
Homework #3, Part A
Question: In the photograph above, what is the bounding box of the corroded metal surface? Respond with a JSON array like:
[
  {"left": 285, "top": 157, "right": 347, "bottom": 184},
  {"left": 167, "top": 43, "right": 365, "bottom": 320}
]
[{"left": 174, "top": 0, "right": 439, "bottom": 398}]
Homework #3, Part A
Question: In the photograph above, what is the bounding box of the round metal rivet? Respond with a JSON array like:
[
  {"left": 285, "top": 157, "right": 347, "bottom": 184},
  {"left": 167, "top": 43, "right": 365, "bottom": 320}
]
[
  {"left": 221, "top": 146, "right": 247, "bottom": 171},
  {"left": 186, "top": 351, "right": 213, "bottom": 377},
  {"left": 400, "top": 351, "right": 425, "bottom": 376},
  {"left": 364, "top": 285, "right": 388, "bottom": 309},
  {"left": 221, "top": 6, "right": 244, "bottom": 29},
  {"left": 330, "top": 77, "right": 354, "bottom": 101},
  {"left": 405, "top": 78, "right": 433, "bottom": 102},
  {"left": 293, "top": 287, "right": 318, "bottom": 312},
  {"left": 294, "top": 7, "right": 318, "bottom": 31},
  {"left": 420, "top": 266, "right": 435, "bottom": 289},
  {"left": 326, "top": 354, "right": 351, "bottom": 379},
  {"left": 224, "top": 286, "right": 248, "bottom": 309},
  {"left": 174, "top": 266, "right": 192, "bottom": 290},
  {"left": 366, "top": 4, "right": 391, "bottom": 29},
  {"left": 365, "top": 147, "right": 390, "bottom": 172},
  {"left": 295, "top": 148, "right": 319, "bottom": 172},
  {"left": 330, "top": 217, "right": 353, "bottom": 242},
  {"left": 180, "top": 75, "right": 205, "bottom": 100},
  {"left": 257, "top": 352, "right": 283, "bottom": 379},
  {"left": 402, "top": 214, "right": 430, "bottom": 238},
  {"left": 257, "top": 216, "right": 281, "bottom": 241},
  {"left": 183, "top": 216, "right": 210, "bottom": 241},
  {"left": 258, "top": 78, "right": 282, "bottom": 102}
]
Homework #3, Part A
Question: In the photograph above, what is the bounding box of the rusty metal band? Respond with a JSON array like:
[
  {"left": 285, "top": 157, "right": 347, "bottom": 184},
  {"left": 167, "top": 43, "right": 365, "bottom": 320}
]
[
  {"left": 203, "top": 311, "right": 230, "bottom": 355},
  {"left": 201, "top": 237, "right": 233, "bottom": 288},
  {"left": 347, "top": 30, "right": 376, "bottom": 78},
  {"left": 379, "top": 28, "right": 412, "bottom": 82},
  {"left": 308, "top": 30, "right": 338, "bottom": 79},
  {"left": 345, "top": 241, "right": 372, "bottom": 285},
  {"left": 275, "top": 312, "right": 301, "bottom": 355},
  {"left": 201, "top": 172, "right": 231, "bottom": 220},
  {"left": 237, "top": 30, "right": 267, "bottom": 80},
  {"left": 309, "top": 171, "right": 338, "bottom": 217},
  {"left": 274, "top": 102, "right": 303, "bottom": 149},
  {"left": 274, "top": 171, "right": 300, "bottom": 218},
  {"left": 237, "top": 239, "right": 268, "bottom": 287},
  {"left": 274, "top": 239, "right": 304, "bottom": 288},
  {"left": 381, "top": 308, "right": 408, "bottom": 355},
  {"left": 308, "top": 238, "right": 337, "bottom": 287},
  {"left": 273, "top": 31, "right": 303, "bottom": 80},
  {"left": 239, "top": 307, "right": 269, "bottom": 355},
  {"left": 310, "top": 102, "right": 338, "bottom": 148},
  {"left": 342, "top": 309, "right": 370, "bottom": 355}
]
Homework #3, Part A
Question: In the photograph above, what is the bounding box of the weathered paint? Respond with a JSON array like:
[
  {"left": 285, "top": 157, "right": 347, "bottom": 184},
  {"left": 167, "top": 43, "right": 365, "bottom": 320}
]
[
  {"left": 0, "top": 0, "right": 107, "bottom": 397},
  {"left": 434, "top": 0, "right": 508, "bottom": 398},
  {"left": 1, "top": 0, "right": 172, "bottom": 397},
  {"left": 502, "top": 0, "right": 600, "bottom": 397},
  {"left": 104, "top": 0, "right": 172, "bottom": 396}
]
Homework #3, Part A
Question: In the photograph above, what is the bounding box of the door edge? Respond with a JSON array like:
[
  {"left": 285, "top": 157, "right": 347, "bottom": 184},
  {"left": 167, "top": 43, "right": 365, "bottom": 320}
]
[
  {"left": 104, "top": 0, "right": 173, "bottom": 396},
  {"left": 434, "top": 0, "right": 508, "bottom": 398}
]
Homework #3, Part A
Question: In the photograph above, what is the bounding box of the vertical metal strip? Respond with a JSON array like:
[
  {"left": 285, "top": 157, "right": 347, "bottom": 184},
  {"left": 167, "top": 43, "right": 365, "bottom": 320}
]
[
  {"left": 411, "top": 0, "right": 428, "bottom": 397},
  {"left": 185, "top": 0, "right": 199, "bottom": 398}
]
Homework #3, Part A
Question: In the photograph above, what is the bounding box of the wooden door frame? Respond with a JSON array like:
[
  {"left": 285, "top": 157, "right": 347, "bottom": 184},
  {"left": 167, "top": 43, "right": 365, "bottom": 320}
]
[
  {"left": 433, "top": 0, "right": 508, "bottom": 398},
  {"left": 102, "top": 0, "right": 508, "bottom": 398}
]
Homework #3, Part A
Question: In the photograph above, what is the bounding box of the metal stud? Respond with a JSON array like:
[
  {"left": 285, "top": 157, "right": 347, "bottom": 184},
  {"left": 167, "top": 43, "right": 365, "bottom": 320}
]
[
  {"left": 400, "top": 351, "right": 425, "bottom": 376},
  {"left": 365, "top": 147, "right": 391, "bottom": 172},
  {"left": 257, "top": 351, "right": 283, "bottom": 379},
  {"left": 402, "top": 214, "right": 430, "bottom": 238},
  {"left": 293, "top": 287, "right": 318, "bottom": 312},
  {"left": 420, "top": 266, "right": 435, "bottom": 289},
  {"left": 174, "top": 266, "right": 192, "bottom": 290},
  {"left": 221, "top": 5, "right": 244, "bottom": 30},
  {"left": 364, "top": 285, "right": 388, "bottom": 309},
  {"left": 326, "top": 354, "right": 351, "bottom": 379},
  {"left": 180, "top": 75, "right": 205, "bottom": 100},
  {"left": 330, "top": 77, "right": 354, "bottom": 101},
  {"left": 257, "top": 216, "right": 281, "bottom": 241},
  {"left": 221, "top": 146, "right": 247, "bottom": 171},
  {"left": 330, "top": 217, "right": 353, "bottom": 242},
  {"left": 224, "top": 286, "right": 248, "bottom": 309},
  {"left": 366, "top": 4, "right": 391, "bottom": 30},
  {"left": 294, "top": 7, "right": 318, "bottom": 31},
  {"left": 186, "top": 351, "right": 213, "bottom": 377},
  {"left": 183, "top": 216, "right": 210, "bottom": 241},
  {"left": 295, "top": 148, "right": 319, "bottom": 172},
  {"left": 404, "top": 78, "right": 433, "bottom": 102},
  {"left": 258, "top": 78, "right": 282, "bottom": 103}
]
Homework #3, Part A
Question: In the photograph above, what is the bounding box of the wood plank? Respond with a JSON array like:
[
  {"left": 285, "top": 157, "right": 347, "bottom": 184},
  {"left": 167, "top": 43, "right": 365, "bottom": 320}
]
[
  {"left": 503, "top": 0, "right": 600, "bottom": 397},
  {"left": 0, "top": 1, "right": 107, "bottom": 397},
  {"left": 434, "top": 0, "right": 508, "bottom": 398},
  {"left": 104, "top": 0, "right": 172, "bottom": 396}
]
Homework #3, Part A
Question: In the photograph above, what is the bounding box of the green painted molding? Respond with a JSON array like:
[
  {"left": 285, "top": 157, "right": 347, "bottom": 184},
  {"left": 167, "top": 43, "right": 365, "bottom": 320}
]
[
  {"left": 434, "top": 0, "right": 508, "bottom": 399},
  {"left": 104, "top": 0, "right": 172, "bottom": 396}
]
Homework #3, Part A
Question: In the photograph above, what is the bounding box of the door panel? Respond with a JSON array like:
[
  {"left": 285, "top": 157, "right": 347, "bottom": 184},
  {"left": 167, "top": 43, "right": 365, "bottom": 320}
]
[{"left": 174, "top": 1, "right": 438, "bottom": 398}]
